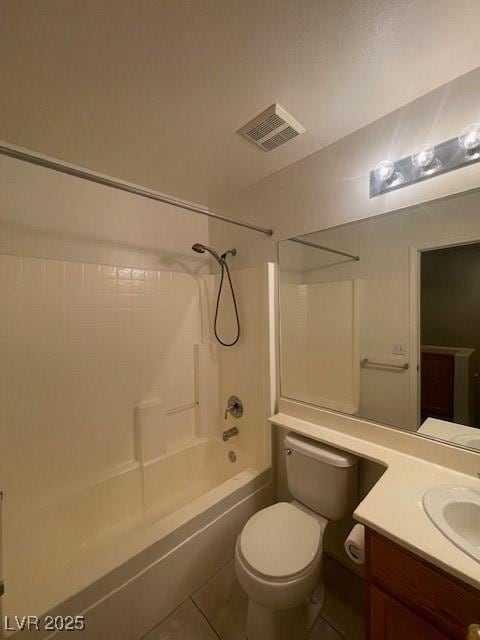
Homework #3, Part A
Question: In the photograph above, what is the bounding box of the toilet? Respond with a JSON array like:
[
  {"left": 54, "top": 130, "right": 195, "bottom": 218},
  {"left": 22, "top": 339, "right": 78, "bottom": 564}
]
[{"left": 235, "top": 432, "right": 358, "bottom": 640}]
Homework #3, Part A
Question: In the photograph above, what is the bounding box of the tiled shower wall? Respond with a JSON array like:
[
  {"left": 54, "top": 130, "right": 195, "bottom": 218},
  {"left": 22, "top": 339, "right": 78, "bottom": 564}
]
[{"left": 0, "top": 254, "right": 214, "bottom": 509}]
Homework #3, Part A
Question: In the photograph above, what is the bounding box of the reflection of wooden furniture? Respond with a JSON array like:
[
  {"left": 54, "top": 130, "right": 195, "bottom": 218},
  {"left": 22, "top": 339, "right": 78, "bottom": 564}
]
[
  {"left": 421, "top": 346, "right": 475, "bottom": 425},
  {"left": 421, "top": 352, "right": 454, "bottom": 422},
  {"left": 366, "top": 528, "right": 480, "bottom": 639}
]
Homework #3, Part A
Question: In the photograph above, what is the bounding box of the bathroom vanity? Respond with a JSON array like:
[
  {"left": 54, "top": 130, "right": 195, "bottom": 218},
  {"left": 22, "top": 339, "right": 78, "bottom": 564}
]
[
  {"left": 365, "top": 528, "right": 480, "bottom": 639},
  {"left": 270, "top": 406, "right": 480, "bottom": 640}
]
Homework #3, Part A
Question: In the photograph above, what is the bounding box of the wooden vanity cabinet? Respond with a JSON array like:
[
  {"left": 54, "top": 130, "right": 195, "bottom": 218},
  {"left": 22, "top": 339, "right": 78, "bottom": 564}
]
[{"left": 365, "top": 528, "right": 480, "bottom": 640}]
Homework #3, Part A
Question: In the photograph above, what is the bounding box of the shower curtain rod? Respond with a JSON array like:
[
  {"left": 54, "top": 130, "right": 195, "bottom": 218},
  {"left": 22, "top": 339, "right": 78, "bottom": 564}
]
[
  {"left": 291, "top": 237, "right": 360, "bottom": 261},
  {"left": 0, "top": 144, "right": 274, "bottom": 237}
]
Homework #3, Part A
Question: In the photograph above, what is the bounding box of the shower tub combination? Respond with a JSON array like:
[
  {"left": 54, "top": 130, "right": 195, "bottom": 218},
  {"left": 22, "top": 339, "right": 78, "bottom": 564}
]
[
  {"left": 3, "top": 442, "right": 272, "bottom": 640},
  {"left": 0, "top": 254, "right": 275, "bottom": 639}
]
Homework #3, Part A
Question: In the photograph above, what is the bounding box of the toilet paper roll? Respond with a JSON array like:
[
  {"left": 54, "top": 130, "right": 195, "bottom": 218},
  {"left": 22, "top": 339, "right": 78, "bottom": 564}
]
[{"left": 344, "top": 524, "right": 365, "bottom": 565}]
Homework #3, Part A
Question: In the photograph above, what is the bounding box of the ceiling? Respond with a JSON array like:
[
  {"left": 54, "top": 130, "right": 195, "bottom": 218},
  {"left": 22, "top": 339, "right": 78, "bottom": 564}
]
[{"left": 1, "top": 0, "right": 480, "bottom": 206}]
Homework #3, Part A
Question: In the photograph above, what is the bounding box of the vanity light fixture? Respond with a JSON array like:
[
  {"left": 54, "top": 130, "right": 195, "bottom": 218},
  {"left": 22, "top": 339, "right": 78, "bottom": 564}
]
[
  {"left": 370, "top": 124, "right": 480, "bottom": 197},
  {"left": 458, "top": 122, "right": 480, "bottom": 155}
]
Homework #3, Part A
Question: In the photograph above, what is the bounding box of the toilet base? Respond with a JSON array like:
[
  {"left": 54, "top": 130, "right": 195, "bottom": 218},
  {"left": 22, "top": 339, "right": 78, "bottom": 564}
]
[{"left": 245, "top": 581, "right": 325, "bottom": 640}]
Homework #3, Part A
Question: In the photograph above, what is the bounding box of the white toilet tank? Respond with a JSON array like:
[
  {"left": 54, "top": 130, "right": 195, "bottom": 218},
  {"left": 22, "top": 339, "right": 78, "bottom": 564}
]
[{"left": 285, "top": 432, "right": 358, "bottom": 520}]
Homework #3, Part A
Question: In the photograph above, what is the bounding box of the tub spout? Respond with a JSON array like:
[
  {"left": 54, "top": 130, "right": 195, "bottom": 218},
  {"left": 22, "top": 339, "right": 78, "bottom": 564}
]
[{"left": 222, "top": 426, "right": 239, "bottom": 441}]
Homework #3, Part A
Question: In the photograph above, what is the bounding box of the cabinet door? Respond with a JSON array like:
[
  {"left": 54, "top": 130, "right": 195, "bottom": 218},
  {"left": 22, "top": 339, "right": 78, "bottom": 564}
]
[
  {"left": 366, "top": 528, "right": 480, "bottom": 638},
  {"left": 369, "top": 586, "right": 449, "bottom": 640}
]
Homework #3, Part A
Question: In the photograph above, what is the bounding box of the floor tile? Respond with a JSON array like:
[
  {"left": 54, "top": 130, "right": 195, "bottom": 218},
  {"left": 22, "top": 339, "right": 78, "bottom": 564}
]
[
  {"left": 143, "top": 599, "right": 218, "bottom": 640},
  {"left": 192, "top": 560, "right": 248, "bottom": 640},
  {"left": 309, "top": 616, "right": 345, "bottom": 640},
  {"left": 322, "top": 558, "right": 365, "bottom": 640}
]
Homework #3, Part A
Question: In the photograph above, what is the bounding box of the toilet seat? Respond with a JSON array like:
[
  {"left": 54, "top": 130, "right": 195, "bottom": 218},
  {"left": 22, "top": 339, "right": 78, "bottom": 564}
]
[{"left": 238, "top": 502, "right": 324, "bottom": 580}]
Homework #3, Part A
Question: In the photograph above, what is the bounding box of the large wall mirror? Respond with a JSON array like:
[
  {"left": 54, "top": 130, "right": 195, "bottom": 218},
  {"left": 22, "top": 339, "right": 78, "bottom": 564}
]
[{"left": 278, "top": 189, "right": 480, "bottom": 452}]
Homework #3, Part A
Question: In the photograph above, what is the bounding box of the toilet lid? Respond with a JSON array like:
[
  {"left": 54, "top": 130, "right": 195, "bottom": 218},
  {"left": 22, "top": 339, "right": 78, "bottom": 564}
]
[{"left": 239, "top": 502, "right": 322, "bottom": 579}]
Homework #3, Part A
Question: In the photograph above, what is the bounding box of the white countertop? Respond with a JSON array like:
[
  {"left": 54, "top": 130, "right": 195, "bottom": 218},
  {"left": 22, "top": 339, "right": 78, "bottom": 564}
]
[{"left": 270, "top": 411, "right": 480, "bottom": 590}]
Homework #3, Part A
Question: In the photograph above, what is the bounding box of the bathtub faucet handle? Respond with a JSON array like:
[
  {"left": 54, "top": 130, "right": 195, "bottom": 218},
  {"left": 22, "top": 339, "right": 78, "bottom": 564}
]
[{"left": 224, "top": 395, "right": 243, "bottom": 420}]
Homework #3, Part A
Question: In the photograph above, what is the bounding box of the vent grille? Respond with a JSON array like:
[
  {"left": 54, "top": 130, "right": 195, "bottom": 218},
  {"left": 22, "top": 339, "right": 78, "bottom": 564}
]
[
  {"left": 260, "top": 126, "right": 300, "bottom": 151},
  {"left": 238, "top": 104, "right": 305, "bottom": 152},
  {"left": 245, "top": 113, "right": 285, "bottom": 141}
]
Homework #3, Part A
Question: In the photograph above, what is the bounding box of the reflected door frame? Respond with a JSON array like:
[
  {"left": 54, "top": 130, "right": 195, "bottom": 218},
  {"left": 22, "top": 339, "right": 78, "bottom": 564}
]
[{"left": 409, "top": 232, "right": 480, "bottom": 429}]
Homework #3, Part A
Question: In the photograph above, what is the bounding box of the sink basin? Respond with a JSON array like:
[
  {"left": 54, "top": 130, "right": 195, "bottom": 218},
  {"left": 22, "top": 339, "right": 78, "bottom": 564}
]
[{"left": 423, "top": 485, "right": 480, "bottom": 562}]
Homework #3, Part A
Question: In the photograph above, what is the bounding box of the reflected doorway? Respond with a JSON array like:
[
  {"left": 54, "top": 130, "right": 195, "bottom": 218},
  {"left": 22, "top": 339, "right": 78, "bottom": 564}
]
[{"left": 420, "top": 242, "right": 480, "bottom": 429}]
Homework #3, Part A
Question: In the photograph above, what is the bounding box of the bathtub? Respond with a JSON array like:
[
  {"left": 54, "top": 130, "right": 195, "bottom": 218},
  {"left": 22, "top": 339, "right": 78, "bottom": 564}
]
[
  {"left": 2, "top": 436, "right": 273, "bottom": 639},
  {"left": 141, "top": 437, "right": 259, "bottom": 520}
]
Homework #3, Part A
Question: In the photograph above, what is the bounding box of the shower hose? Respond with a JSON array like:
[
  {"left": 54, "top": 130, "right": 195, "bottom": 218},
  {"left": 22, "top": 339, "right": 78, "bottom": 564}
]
[{"left": 214, "top": 257, "right": 240, "bottom": 347}]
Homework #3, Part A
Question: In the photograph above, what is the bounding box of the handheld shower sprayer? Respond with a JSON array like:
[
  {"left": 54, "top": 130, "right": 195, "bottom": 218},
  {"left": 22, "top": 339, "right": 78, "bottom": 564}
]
[
  {"left": 191, "top": 243, "right": 240, "bottom": 347},
  {"left": 192, "top": 243, "right": 222, "bottom": 264},
  {"left": 192, "top": 243, "right": 237, "bottom": 264}
]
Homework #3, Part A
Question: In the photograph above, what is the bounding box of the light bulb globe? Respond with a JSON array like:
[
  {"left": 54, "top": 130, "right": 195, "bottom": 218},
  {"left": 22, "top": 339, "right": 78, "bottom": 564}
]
[
  {"left": 458, "top": 123, "right": 480, "bottom": 151},
  {"left": 374, "top": 160, "right": 395, "bottom": 182},
  {"left": 411, "top": 144, "right": 436, "bottom": 169}
]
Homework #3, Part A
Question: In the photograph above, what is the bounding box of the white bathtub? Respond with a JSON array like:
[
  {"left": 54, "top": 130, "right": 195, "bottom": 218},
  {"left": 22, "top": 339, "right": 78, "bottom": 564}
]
[
  {"left": 141, "top": 437, "right": 258, "bottom": 519},
  {"left": 2, "top": 437, "right": 272, "bottom": 639}
]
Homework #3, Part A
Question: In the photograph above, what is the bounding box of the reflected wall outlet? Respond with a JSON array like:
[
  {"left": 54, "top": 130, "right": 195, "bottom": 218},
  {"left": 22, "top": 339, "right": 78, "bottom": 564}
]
[{"left": 392, "top": 344, "right": 406, "bottom": 355}]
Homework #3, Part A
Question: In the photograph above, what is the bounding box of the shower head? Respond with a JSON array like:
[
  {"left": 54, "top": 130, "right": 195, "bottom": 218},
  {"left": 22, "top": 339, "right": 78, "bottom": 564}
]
[{"left": 191, "top": 243, "right": 227, "bottom": 264}]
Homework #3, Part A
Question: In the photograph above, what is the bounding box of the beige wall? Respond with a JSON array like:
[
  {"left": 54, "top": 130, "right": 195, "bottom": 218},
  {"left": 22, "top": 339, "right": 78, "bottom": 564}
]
[{"left": 218, "top": 264, "right": 275, "bottom": 469}]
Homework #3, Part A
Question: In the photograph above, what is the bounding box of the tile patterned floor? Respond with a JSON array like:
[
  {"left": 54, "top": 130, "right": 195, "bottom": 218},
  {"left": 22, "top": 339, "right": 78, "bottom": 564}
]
[
  {"left": 322, "top": 558, "right": 365, "bottom": 640},
  {"left": 143, "top": 599, "right": 218, "bottom": 640},
  {"left": 142, "top": 557, "right": 364, "bottom": 640},
  {"left": 192, "top": 561, "right": 248, "bottom": 640}
]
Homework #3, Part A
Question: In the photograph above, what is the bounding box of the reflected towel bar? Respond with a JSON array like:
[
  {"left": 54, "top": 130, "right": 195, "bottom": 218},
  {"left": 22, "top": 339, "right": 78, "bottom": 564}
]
[{"left": 361, "top": 358, "right": 409, "bottom": 370}]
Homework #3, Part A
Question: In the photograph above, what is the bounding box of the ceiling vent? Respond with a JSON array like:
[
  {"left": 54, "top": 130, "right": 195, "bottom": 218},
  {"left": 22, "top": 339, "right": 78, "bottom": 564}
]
[{"left": 238, "top": 104, "right": 306, "bottom": 151}]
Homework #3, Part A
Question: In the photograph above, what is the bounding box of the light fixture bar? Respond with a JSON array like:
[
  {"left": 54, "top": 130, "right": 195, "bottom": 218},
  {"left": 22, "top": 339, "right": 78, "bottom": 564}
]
[
  {"left": 370, "top": 131, "right": 480, "bottom": 198},
  {"left": 0, "top": 143, "right": 274, "bottom": 236}
]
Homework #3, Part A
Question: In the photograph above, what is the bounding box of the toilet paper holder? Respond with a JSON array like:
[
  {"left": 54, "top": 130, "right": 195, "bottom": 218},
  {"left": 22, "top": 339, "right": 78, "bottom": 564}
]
[{"left": 344, "top": 523, "right": 365, "bottom": 565}]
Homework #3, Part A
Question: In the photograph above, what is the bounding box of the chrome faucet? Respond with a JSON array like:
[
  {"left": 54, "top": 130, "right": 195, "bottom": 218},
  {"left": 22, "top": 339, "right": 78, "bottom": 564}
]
[
  {"left": 224, "top": 395, "right": 243, "bottom": 420},
  {"left": 222, "top": 426, "right": 239, "bottom": 441}
]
